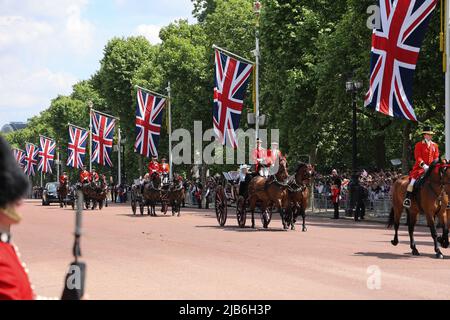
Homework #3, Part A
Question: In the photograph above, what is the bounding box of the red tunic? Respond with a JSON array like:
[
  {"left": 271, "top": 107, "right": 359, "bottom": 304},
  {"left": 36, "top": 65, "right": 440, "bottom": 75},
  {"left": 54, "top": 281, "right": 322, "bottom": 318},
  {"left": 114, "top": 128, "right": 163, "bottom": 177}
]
[
  {"left": 252, "top": 148, "right": 267, "bottom": 172},
  {"left": 0, "top": 243, "right": 34, "bottom": 300},
  {"left": 148, "top": 161, "right": 161, "bottom": 174},
  {"left": 80, "top": 170, "right": 91, "bottom": 183},
  {"left": 267, "top": 149, "right": 283, "bottom": 166},
  {"left": 91, "top": 172, "right": 99, "bottom": 183},
  {"left": 409, "top": 141, "right": 440, "bottom": 179},
  {"left": 160, "top": 163, "right": 170, "bottom": 174},
  {"left": 59, "top": 175, "right": 68, "bottom": 185}
]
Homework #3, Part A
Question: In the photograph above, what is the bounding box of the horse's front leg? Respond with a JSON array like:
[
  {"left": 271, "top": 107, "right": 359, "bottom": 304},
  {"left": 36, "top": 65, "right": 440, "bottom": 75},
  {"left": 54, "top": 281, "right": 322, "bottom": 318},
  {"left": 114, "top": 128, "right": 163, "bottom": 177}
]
[
  {"left": 408, "top": 210, "right": 420, "bottom": 256},
  {"left": 301, "top": 206, "right": 307, "bottom": 232},
  {"left": 426, "top": 212, "right": 444, "bottom": 259}
]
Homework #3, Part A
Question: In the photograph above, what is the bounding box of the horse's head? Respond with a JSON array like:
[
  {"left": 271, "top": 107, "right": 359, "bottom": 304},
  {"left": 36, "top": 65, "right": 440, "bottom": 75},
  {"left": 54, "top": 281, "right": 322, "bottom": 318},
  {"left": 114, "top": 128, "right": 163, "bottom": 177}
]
[
  {"left": 437, "top": 159, "right": 450, "bottom": 194},
  {"left": 295, "top": 162, "right": 314, "bottom": 185},
  {"left": 277, "top": 156, "right": 289, "bottom": 181}
]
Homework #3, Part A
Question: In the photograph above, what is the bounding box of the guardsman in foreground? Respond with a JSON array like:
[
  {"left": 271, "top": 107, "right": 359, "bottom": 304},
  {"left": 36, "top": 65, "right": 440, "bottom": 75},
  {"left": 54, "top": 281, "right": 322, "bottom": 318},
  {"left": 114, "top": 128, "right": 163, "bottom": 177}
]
[
  {"left": 0, "top": 136, "right": 34, "bottom": 300},
  {"left": 403, "top": 126, "right": 440, "bottom": 209}
]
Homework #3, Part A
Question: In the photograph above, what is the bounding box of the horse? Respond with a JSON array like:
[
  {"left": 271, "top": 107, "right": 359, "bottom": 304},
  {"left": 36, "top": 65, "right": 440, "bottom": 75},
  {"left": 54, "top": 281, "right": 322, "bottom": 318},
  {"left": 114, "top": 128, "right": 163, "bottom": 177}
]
[
  {"left": 286, "top": 163, "right": 314, "bottom": 232},
  {"left": 143, "top": 173, "right": 162, "bottom": 216},
  {"left": 82, "top": 180, "right": 108, "bottom": 210},
  {"left": 389, "top": 160, "right": 450, "bottom": 259},
  {"left": 248, "top": 157, "right": 290, "bottom": 229},
  {"left": 169, "top": 179, "right": 185, "bottom": 217},
  {"left": 57, "top": 179, "right": 69, "bottom": 208}
]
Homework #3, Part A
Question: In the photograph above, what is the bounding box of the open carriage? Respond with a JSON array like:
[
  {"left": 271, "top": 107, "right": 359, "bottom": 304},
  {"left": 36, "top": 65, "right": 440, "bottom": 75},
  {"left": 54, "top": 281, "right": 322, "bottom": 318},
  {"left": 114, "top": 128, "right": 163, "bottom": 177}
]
[{"left": 214, "top": 169, "right": 273, "bottom": 228}]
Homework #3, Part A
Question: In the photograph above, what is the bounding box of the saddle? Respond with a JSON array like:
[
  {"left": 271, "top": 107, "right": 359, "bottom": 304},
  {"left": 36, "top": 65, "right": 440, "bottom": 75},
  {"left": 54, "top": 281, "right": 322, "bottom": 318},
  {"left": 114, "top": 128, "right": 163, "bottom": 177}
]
[{"left": 412, "top": 160, "right": 439, "bottom": 194}]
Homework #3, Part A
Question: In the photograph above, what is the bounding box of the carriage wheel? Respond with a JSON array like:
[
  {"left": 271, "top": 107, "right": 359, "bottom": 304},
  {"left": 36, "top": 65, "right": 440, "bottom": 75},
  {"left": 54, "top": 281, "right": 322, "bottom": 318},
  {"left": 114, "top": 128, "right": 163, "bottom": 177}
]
[
  {"left": 236, "top": 196, "right": 247, "bottom": 228},
  {"left": 215, "top": 186, "right": 228, "bottom": 227},
  {"left": 261, "top": 209, "right": 273, "bottom": 229}
]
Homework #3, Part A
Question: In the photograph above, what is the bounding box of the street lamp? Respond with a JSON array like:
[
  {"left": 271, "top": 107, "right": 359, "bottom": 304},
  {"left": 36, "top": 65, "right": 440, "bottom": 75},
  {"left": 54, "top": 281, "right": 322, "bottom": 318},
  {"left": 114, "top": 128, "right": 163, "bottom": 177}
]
[{"left": 346, "top": 78, "right": 363, "bottom": 218}]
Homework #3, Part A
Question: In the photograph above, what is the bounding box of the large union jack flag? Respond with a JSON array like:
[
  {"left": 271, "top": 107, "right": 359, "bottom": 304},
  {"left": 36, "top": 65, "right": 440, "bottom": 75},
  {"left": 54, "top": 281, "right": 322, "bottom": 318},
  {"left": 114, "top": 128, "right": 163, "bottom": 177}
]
[
  {"left": 135, "top": 88, "right": 166, "bottom": 158},
  {"left": 24, "top": 143, "right": 39, "bottom": 176},
  {"left": 38, "top": 136, "right": 56, "bottom": 174},
  {"left": 214, "top": 49, "right": 253, "bottom": 148},
  {"left": 91, "top": 111, "right": 116, "bottom": 167},
  {"left": 13, "top": 148, "right": 25, "bottom": 168},
  {"left": 67, "top": 125, "right": 88, "bottom": 169},
  {"left": 364, "top": 0, "right": 437, "bottom": 121}
]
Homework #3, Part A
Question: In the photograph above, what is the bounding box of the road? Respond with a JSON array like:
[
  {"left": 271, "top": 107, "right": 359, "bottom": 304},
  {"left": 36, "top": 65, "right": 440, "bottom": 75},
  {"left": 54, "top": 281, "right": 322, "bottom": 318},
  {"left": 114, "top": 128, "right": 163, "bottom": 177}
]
[{"left": 11, "top": 200, "right": 450, "bottom": 300}]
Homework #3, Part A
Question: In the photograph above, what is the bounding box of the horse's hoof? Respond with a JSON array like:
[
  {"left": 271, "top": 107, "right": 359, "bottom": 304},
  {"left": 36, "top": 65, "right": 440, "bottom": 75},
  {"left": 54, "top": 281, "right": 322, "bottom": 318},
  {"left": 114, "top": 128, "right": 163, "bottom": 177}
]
[
  {"left": 436, "top": 252, "right": 444, "bottom": 259},
  {"left": 412, "top": 249, "right": 420, "bottom": 256},
  {"left": 291, "top": 226, "right": 296, "bottom": 231},
  {"left": 302, "top": 227, "right": 307, "bottom": 232},
  {"left": 391, "top": 239, "right": 399, "bottom": 246}
]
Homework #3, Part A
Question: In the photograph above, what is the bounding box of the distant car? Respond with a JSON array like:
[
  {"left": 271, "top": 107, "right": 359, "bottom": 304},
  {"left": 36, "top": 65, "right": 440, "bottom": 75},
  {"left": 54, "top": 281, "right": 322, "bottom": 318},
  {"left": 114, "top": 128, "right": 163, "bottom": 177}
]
[{"left": 42, "top": 182, "right": 60, "bottom": 206}]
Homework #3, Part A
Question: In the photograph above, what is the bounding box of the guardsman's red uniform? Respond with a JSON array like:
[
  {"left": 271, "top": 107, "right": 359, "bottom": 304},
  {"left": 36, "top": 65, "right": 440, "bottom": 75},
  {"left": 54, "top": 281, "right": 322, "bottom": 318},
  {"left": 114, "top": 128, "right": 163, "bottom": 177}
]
[
  {"left": 267, "top": 149, "right": 283, "bottom": 167},
  {"left": 59, "top": 174, "right": 68, "bottom": 185},
  {"left": 80, "top": 170, "right": 91, "bottom": 183},
  {"left": 91, "top": 172, "right": 100, "bottom": 183},
  {"left": 0, "top": 237, "right": 34, "bottom": 300},
  {"left": 409, "top": 141, "right": 440, "bottom": 180},
  {"left": 148, "top": 161, "right": 160, "bottom": 174},
  {"left": 252, "top": 148, "right": 267, "bottom": 172},
  {"left": 160, "top": 163, "right": 170, "bottom": 175}
]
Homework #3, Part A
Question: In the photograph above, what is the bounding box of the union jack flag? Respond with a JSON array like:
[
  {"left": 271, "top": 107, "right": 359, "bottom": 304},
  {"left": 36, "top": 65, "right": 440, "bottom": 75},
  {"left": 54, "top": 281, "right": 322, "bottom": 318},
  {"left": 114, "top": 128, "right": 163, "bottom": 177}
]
[
  {"left": 91, "top": 111, "right": 116, "bottom": 167},
  {"left": 214, "top": 49, "right": 253, "bottom": 148},
  {"left": 135, "top": 88, "right": 166, "bottom": 158},
  {"left": 38, "top": 136, "right": 56, "bottom": 174},
  {"left": 24, "top": 143, "right": 39, "bottom": 176},
  {"left": 67, "top": 125, "right": 88, "bottom": 169},
  {"left": 13, "top": 148, "right": 25, "bottom": 168},
  {"left": 364, "top": 0, "right": 437, "bottom": 121}
]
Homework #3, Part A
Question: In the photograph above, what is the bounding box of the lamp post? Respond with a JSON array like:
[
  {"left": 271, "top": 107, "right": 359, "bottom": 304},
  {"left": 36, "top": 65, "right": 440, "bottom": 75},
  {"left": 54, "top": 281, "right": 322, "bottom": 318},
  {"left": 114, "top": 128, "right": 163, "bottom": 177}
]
[
  {"left": 253, "top": 1, "right": 261, "bottom": 141},
  {"left": 346, "top": 79, "right": 363, "bottom": 217}
]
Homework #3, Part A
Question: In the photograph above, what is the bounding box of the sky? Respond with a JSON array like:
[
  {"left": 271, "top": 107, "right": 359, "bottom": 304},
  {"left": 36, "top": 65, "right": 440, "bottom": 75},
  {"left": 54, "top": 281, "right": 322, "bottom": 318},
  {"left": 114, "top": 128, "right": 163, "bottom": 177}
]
[{"left": 0, "top": 0, "right": 195, "bottom": 128}]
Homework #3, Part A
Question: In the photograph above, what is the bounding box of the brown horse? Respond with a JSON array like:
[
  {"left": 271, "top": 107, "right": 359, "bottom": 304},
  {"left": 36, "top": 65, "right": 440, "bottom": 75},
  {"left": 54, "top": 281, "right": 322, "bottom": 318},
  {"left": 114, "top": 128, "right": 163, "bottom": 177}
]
[
  {"left": 287, "top": 163, "right": 314, "bottom": 232},
  {"left": 58, "top": 179, "right": 69, "bottom": 208},
  {"left": 248, "top": 157, "right": 290, "bottom": 229},
  {"left": 169, "top": 180, "right": 185, "bottom": 217},
  {"left": 82, "top": 181, "right": 108, "bottom": 210},
  {"left": 389, "top": 160, "right": 450, "bottom": 259},
  {"left": 143, "top": 173, "right": 161, "bottom": 216}
]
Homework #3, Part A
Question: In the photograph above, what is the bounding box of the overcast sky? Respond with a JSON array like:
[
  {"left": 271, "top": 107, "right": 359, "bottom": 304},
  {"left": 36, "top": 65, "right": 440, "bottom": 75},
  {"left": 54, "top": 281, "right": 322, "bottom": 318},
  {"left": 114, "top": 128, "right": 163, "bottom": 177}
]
[{"left": 0, "top": 0, "right": 194, "bottom": 128}]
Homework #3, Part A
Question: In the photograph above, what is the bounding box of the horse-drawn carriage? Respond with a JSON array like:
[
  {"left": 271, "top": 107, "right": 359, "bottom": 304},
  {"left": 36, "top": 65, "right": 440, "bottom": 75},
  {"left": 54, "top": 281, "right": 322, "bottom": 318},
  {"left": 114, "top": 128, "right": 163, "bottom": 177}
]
[{"left": 130, "top": 175, "right": 185, "bottom": 217}]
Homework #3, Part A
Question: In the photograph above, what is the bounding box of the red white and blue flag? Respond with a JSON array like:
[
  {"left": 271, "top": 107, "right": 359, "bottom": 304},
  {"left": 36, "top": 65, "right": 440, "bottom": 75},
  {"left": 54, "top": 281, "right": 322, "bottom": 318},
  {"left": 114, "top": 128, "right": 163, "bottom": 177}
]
[
  {"left": 91, "top": 111, "right": 116, "bottom": 167},
  {"left": 214, "top": 49, "right": 253, "bottom": 148},
  {"left": 135, "top": 88, "right": 166, "bottom": 158},
  {"left": 364, "top": 0, "right": 437, "bottom": 121},
  {"left": 67, "top": 125, "right": 88, "bottom": 169},
  {"left": 38, "top": 136, "right": 56, "bottom": 174},
  {"left": 24, "top": 143, "right": 39, "bottom": 176},
  {"left": 13, "top": 148, "right": 25, "bottom": 168}
]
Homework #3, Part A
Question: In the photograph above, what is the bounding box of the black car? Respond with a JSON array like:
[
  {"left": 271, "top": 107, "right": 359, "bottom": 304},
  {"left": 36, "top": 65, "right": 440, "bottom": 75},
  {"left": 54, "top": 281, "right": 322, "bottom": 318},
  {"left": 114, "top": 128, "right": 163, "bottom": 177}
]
[{"left": 42, "top": 182, "right": 60, "bottom": 206}]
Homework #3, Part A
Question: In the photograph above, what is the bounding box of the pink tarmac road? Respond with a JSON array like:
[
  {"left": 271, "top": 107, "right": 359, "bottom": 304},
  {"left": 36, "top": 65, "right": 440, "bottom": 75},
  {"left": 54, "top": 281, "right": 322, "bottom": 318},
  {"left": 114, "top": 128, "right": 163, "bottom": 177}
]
[{"left": 11, "top": 200, "right": 450, "bottom": 300}]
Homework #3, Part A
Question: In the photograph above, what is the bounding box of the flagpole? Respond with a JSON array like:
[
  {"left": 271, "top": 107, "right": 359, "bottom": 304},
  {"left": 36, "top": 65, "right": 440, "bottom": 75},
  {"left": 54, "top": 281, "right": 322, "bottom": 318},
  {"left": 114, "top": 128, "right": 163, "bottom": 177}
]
[
  {"left": 253, "top": 2, "right": 261, "bottom": 141},
  {"left": 89, "top": 102, "right": 93, "bottom": 172},
  {"left": 118, "top": 126, "right": 122, "bottom": 186},
  {"left": 57, "top": 149, "right": 60, "bottom": 179},
  {"left": 446, "top": 0, "right": 450, "bottom": 159},
  {"left": 167, "top": 82, "right": 173, "bottom": 182}
]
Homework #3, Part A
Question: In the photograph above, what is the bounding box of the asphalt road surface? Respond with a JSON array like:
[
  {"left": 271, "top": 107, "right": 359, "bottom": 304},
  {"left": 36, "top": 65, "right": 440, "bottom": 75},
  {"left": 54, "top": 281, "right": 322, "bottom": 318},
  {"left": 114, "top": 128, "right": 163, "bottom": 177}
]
[{"left": 12, "top": 200, "right": 450, "bottom": 300}]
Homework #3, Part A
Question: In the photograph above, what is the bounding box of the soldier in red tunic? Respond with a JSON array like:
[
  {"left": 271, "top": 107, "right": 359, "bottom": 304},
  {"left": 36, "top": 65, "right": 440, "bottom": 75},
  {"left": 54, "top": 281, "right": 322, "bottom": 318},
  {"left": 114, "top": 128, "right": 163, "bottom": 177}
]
[
  {"left": 404, "top": 126, "right": 440, "bottom": 208},
  {"left": 80, "top": 166, "right": 91, "bottom": 184},
  {"left": 252, "top": 139, "right": 269, "bottom": 177},
  {"left": 91, "top": 169, "right": 100, "bottom": 184},
  {"left": 267, "top": 141, "right": 284, "bottom": 175},
  {"left": 148, "top": 156, "right": 161, "bottom": 177},
  {"left": 0, "top": 136, "right": 35, "bottom": 300},
  {"left": 59, "top": 171, "right": 69, "bottom": 186}
]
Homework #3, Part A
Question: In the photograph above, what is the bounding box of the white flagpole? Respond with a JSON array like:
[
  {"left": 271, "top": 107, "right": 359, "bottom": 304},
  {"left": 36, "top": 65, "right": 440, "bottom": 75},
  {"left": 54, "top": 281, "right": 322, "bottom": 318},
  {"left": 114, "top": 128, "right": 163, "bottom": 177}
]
[
  {"left": 89, "top": 102, "right": 93, "bottom": 172},
  {"left": 167, "top": 82, "right": 173, "bottom": 182},
  {"left": 446, "top": 0, "right": 450, "bottom": 159},
  {"left": 118, "top": 126, "right": 122, "bottom": 186},
  {"left": 57, "top": 149, "right": 60, "bottom": 178}
]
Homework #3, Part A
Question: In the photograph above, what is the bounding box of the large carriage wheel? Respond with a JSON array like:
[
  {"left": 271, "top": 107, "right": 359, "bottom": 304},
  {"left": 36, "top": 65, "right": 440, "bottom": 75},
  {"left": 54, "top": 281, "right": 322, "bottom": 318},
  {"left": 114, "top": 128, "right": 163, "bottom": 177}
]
[
  {"left": 236, "top": 196, "right": 247, "bottom": 228},
  {"left": 215, "top": 185, "right": 228, "bottom": 227},
  {"left": 261, "top": 208, "right": 273, "bottom": 229}
]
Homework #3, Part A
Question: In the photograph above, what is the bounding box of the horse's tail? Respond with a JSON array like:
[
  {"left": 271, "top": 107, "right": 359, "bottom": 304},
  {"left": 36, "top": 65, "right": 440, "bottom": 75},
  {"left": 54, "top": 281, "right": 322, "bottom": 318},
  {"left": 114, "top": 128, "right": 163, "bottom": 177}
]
[{"left": 387, "top": 208, "right": 395, "bottom": 229}]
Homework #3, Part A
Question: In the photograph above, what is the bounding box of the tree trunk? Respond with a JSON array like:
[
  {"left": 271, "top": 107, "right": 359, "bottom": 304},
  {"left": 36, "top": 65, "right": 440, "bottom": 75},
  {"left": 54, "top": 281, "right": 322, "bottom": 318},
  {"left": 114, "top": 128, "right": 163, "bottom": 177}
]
[{"left": 402, "top": 122, "right": 412, "bottom": 174}]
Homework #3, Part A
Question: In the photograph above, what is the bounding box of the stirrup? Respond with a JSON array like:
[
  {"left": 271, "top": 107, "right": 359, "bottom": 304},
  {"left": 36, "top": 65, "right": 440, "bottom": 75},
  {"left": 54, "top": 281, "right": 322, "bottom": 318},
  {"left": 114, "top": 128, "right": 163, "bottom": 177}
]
[{"left": 403, "top": 198, "right": 411, "bottom": 209}]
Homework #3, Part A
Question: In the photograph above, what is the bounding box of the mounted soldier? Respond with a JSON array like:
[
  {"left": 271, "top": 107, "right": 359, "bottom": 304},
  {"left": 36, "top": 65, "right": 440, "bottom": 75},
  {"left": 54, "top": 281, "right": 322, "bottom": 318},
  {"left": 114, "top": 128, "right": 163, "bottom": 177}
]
[
  {"left": 91, "top": 169, "right": 100, "bottom": 185},
  {"left": 79, "top": 166, "right": 91, "bottom": 185},
  {"left": 148, "top": 156, "right": 161, "bottom": 181},
  {"left": 267, "top": 141, "right": 284, "bottom": 176},
  {"left": 59, "top": 172, "right": 69, "bottom": 186},
  {"left": 403, "top": 126, "right": 440, "bottom": 209},
  {"left": 160, "top": 158, "right": 170, "bottom": 185},
  {"left": 252, "top": 139, "right": 269, "bottom": 177}
]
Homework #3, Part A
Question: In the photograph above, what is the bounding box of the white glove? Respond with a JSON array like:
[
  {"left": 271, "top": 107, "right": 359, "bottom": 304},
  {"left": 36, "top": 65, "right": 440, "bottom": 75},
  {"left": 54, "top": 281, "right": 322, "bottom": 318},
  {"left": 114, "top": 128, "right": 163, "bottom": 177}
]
[{"left": 423, "top": 164, "right": 430, "bottom": 172}]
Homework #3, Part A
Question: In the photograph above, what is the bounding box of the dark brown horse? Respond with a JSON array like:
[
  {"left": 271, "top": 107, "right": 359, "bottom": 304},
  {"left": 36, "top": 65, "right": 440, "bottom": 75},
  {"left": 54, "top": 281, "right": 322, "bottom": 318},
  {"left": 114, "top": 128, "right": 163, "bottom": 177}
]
[
  {"left": 389, "top": 160, "right": 450, "bottom": 259},
  {"left": 169, "top": 180, "right": 185, "bottom": 217},
  {"left": 143, "top": 173, "right": 161, "bottom": 216},
  {"left": 248, "top": 157, "right": 290, "bottom": 229},
  {"left": 57, "top": 178, "right": 69, "bottom": 208},
  {"left": 287, "top": 163, "right": 314, "bottom": 232},
  {"left": 82, "top": 180, "right": 108, "bottom": 210}
]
